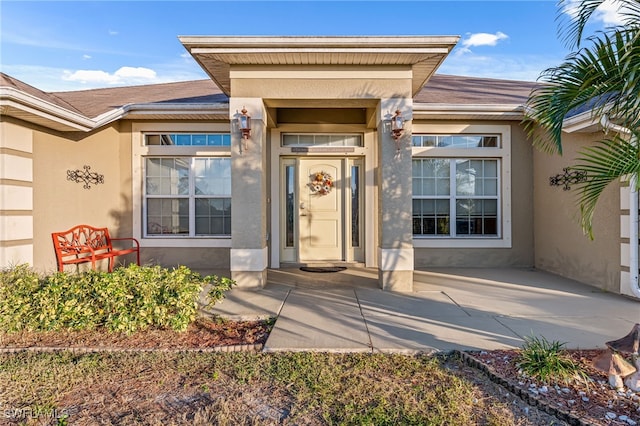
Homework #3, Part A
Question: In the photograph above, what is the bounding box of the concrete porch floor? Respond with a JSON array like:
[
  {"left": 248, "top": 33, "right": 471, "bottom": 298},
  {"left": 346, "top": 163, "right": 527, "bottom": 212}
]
[{"left": 202, "top": 267, "right": 640, "bottom": 353}]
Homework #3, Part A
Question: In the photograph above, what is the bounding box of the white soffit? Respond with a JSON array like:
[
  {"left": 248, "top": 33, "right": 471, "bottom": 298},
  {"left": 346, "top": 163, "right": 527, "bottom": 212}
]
[
  {"left": 179, "top": 36, "right": 460, "bottom": 96},
  {"left": 413, "top": 103, "right": 525, "bottom": 121}
]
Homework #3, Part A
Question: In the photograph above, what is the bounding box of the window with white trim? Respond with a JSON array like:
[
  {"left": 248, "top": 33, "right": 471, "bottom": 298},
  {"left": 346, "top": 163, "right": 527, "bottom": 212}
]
[
  {"left": 142, "top": 133, "right": 231, "bottom": 238},
  {"left": 411, "top": 127, "right": 510, "bottom": 247},
  {"left": 412, "top": 158, "right": 499, "bottom": 237}
]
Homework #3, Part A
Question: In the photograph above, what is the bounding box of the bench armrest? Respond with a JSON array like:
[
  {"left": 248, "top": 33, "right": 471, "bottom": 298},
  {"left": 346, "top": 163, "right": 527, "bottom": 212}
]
[{"left": 110, "top": 237, "right": 140, "bottom": 249}]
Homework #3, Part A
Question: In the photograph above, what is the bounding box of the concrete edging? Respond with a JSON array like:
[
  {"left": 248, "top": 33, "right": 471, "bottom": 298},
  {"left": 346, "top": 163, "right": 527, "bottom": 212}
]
[
  {"left": 0, "top": 343, "right": 264, "bottom": 354},
  {"left": 454, "top": 350, "right": 598, "bottom": 426}
]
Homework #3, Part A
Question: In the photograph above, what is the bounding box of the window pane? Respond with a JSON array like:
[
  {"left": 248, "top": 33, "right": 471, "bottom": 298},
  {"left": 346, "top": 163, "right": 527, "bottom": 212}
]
[
  {"left": 285, "top": 165, "right": 295, "bottom": 247},
  {"left": 146, "top": 158, "right": 189, "bottom": 195},
  {"left": 195, "top": 198, "right": 231, "bottom": 235},
  {"left": 413, "top": 198, "right": 450, "bottom": 235},
  {"left": 436, "top": 178, "right": 450, "bottom": 196},
  {"left": 484, "top": 179, "right": 498, "bottom": 196},
  {"left": 314, "top": 135, "right": 330, "bottom": 145},
  {"left": 146, "top": 135, "right": 161, "bottom": 145},
  {"left": 455, "top": 199, "right": 497, "bottom": 236},
  {"left": 282, "top": 134, "right": 362, "bottom": 147},
  {"left": 147, "top": 198, "right": 189, "bottom": 235},
  {"left": 412, "top": 134, "right": 500, "bottom": 149},
  {"left": 483, "top": 136, "right": 498, "bottom": 147},
  {"left": 192, "top": 134, "right": 207, "bottom": 146},
  {"left": 484, "top": 160, "right": 498, "bottom": 177},
  {"left": 456, "top": 160, "right": 477, "bottom": 196},
  {"left": 194, "top": 158, "right": 231, "bottom": 196},
  {"left": 351, "top": 165, "right": 360, "bottom": 247},
  {"left": 175, "top": 134, "right": 191, "bottom": 145},
  {"left": 299, "top": 135, "right": 314, "bottom": 145}
]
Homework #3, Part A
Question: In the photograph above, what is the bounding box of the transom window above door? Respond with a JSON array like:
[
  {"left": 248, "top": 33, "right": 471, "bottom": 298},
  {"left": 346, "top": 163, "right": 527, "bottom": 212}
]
[
  {"left": 145, "top": 133, "right": 231, "bottom": 146},
  {"left": 282, "top": 134, "right": 363, "bottom": 147}
]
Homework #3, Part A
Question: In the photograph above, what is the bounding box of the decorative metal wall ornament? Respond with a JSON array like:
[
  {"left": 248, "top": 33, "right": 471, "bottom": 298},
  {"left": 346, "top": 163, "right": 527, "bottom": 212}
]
[
  {"left": 308, "top": 171, "right": 333, "bottom": 195},
  {"left": 67, "top": 165, "right": 105, "bottom": 189},
  {"left": 549, "top": 167, "right": 587, "bottom": 190}
]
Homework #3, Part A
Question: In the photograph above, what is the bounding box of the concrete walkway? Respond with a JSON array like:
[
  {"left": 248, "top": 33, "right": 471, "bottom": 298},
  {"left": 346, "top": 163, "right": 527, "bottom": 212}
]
[{"left": 204, "top": 267, "right": 640, "bottom": 353}]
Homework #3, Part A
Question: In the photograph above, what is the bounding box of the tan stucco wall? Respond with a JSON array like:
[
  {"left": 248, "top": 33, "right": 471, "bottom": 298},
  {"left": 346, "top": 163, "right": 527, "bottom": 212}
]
[
  {"left": 230, "top": 67, "right": 413, "bottom": 102},
  {"left": 140, "top": 247, "right": 230, "bottom": 271},
  {"left": 533, "top": 132, "right": 620, "bottom": 292},
  {"left": 232, "top": 78, "right": 412, "bottom": 101},
  {"left": 0, "top": 118, "right": 34, "bottom": 267},
  {"left": 32, "top": 123, "right": 133, "bottom": 272},
  {"left": 414, "top": 122, "right": 535, "bottom": 267}
]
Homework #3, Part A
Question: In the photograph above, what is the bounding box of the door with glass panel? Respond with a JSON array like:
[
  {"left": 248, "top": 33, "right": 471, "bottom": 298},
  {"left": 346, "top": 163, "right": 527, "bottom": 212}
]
[{"left": 281, "top": 157, "right": 363, "bottom": 263}]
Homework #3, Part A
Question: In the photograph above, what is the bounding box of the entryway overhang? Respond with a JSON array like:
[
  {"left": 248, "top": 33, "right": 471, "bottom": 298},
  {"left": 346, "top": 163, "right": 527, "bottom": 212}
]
[{"left": 178, "top": 36, "right": 459, "bottom": 97}]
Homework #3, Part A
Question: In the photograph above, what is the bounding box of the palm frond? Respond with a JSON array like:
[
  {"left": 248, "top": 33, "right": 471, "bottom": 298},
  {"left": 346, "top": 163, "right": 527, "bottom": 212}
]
[
  {"left": 559, "top": 0, "right": 640, "bottom": 48},
  {"left": 558, "top": 0, "right": 608, "bottom": 48},
  {"left": 572, "top": 133, "right": 640, "bottom": 238},
  {"left": 524, "top": 30, "right": 639, "bottom": 155}
]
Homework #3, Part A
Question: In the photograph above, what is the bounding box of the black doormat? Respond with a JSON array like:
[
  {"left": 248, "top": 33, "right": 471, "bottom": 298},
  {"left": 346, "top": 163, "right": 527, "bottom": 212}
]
[{"left": 300, "top": 266, "right": 347, "bottom": 273}]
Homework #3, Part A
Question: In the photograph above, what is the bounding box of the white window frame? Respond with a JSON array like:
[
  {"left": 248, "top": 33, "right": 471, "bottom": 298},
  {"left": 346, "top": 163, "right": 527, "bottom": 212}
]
[
  {"left": 144, "top": 157, "right": 231, "bottom": 238},
  {"left": 132, "top": 123, "right": 232, "bottom": 248},
  {"left": 412, "top": 124, "right": 512, "bottom": 248}
]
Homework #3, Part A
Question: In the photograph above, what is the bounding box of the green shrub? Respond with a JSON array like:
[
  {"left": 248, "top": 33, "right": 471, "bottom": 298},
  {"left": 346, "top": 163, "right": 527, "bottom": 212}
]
[
  {"left": 0, "top": 264, "right": 235, "bottom": 333},
  {"left": 517, "top": 335, "right": 586, "bottom": 385}
]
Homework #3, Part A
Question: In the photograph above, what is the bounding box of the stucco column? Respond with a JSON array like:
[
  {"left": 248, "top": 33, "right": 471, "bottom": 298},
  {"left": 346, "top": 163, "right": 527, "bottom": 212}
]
[
  {"left": 377, "top": 98, "right": 414, "bottom": 292},
  {"left": 229, "top": 98, "right": 268, "bottom": 288}
]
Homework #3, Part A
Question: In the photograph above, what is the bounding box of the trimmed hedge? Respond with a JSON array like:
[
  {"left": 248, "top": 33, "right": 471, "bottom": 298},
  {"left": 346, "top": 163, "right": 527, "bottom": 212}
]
[{"left": 0, "top": 264, "right": 234, "bottom": 333}]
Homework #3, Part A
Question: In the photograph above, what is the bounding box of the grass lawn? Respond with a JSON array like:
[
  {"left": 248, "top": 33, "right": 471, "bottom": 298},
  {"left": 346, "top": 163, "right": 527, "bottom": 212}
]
[{"left": 0, "top": 351, "right": 546, "bottom": 425}]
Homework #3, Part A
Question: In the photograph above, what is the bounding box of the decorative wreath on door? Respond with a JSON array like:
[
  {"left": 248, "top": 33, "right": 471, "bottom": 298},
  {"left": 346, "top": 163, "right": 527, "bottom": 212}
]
[{"left": 309, "top": 171, "right": 333, "bottom": 195}]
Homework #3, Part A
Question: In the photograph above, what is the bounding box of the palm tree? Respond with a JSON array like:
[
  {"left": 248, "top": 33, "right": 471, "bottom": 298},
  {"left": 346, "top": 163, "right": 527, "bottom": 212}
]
[{"left": 524, "top": 0, "right": 640, "bottom": 238}]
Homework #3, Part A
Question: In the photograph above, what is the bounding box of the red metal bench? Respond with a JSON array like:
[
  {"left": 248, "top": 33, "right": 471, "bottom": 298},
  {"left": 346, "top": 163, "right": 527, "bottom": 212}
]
[{"left": 51, "top": 225, "right": 140, "bottom": 272}]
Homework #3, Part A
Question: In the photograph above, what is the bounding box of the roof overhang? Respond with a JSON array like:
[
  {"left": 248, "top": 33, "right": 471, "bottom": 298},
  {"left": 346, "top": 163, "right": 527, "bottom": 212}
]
[
  {"left": 0, "top": 85, "right": 230, "bottom": 132},
  {"left": 413, "top": 103, "right": 525, "bottom": 121},
  {"left": 0, "top": 87, "right": 94, "bottom": 132},
  {"left": 562, "top": 109, "right": 607, "bottom": 133},
  {"left": 179, "top": 36, "right": 459, "bottom": 97}
]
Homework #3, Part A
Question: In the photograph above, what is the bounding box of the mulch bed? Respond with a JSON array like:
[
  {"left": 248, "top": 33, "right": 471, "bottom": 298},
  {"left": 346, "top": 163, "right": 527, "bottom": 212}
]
[
  {"left": 466, "top": 349, "right": 640, "bottom": 426},
  {"left": 0, "top": 318, "right": 272, "bottom": 351}
]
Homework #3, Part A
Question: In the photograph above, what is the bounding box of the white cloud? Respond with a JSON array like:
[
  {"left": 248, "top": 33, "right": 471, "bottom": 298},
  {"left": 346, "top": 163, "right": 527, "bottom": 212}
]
[
  {"left": 462, "top": 32, "right": 509, "bottom": 48},
  {"left": 563, "top": 0, "right": 628, "bottom": 26},
  {"left": 62, "top": 66, "right": 158, "bottom": 85},
  {"left": 108, "top": 30, "right": 119, "bottom": 36},
  {"left": 82, "top": 54, "right": 92, "bottom": 60},
  {"left": 4, "top": 61, "right": 207, "bottom": 92}
]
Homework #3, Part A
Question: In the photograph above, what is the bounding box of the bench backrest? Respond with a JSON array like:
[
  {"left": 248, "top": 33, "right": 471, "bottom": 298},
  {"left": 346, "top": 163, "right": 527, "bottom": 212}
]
[{"left": 52, "top": 225, "right": 112, "bottom": 257}]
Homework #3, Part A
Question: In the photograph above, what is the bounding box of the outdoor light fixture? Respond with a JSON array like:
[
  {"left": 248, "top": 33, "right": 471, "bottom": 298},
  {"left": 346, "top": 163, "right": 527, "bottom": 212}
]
[
  {"left": 239, "top": 106, "right": 251, "bottom": 140},
  {"left": 391, "top": 109, "right": 404, "bottom": 141}
]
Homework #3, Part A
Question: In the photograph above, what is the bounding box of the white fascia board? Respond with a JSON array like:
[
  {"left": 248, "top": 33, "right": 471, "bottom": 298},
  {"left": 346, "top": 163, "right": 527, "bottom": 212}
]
[
  {"left": 0, "top": 87, "right": 94, "bottom": 131},
  {"left": 191, "top": 47, "right": 452, "bottom": 55},
  {"left": 561, "top": 110, "right": 600, "bottom": 133},
  {"left": 92, "top": 103, "right": 229, "bottom": 127},
  {"left": 413, "top": 103, "right": 524, "bottom": 120}
]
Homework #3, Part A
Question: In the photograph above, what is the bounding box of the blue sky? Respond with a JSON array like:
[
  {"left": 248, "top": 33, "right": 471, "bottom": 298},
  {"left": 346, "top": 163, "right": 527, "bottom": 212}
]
[{"left": 0, "top": 1, "right": 625, "bottom": 92}]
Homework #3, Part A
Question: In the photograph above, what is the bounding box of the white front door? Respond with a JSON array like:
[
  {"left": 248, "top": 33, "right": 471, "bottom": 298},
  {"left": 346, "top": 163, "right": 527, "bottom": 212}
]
[{"left": 298, "top": 158, "right": 343, "bottom": 261}]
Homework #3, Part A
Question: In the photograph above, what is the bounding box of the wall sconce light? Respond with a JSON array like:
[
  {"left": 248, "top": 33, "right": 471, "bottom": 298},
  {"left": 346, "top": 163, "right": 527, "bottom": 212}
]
[
  {"left": 239, "top": 106, "right": 251, "bottom": 140},
  {"left": 391, "top": 109, "right": 404, "bottom": 150}
]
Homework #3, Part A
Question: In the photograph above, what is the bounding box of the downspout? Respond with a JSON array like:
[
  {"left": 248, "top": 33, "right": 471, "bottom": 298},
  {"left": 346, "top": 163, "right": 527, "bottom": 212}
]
[{"left": 600, "top": 115, "right": 640, "bottom": 298}]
